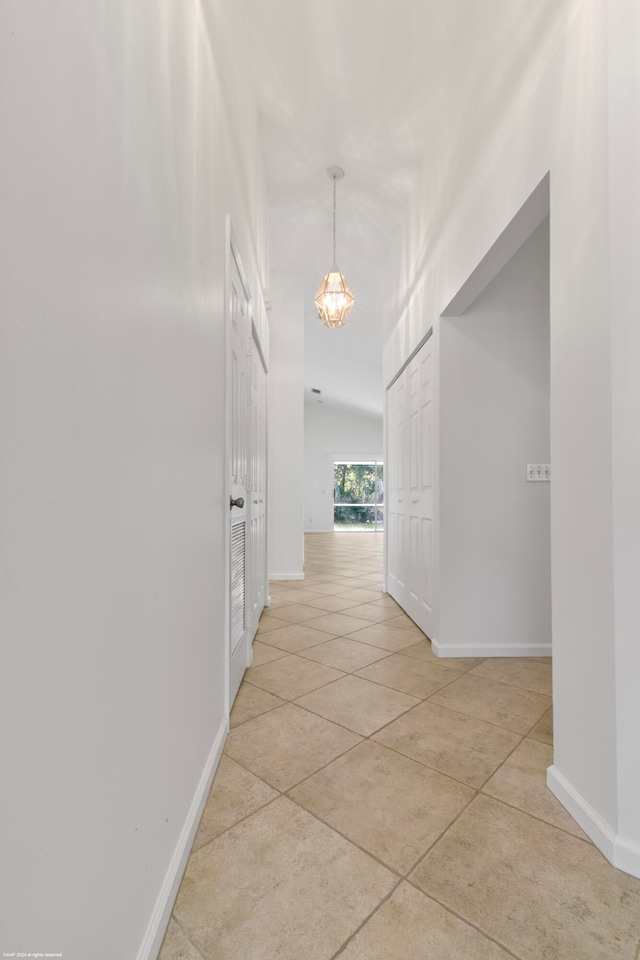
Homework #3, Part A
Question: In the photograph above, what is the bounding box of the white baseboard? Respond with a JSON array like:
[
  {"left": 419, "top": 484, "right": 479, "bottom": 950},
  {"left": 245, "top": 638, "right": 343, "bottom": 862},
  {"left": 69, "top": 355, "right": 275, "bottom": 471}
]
[
  {"left": 269, "top": 572, "right": 304, "bottom": 580},
  {"left": 432, "top": 638, "right": 552, "bottom": 658},
  {"left": 547, "top": 765, "right": 615, "bottom": 859},
  {"left": 547, "top": 765, "right": 640, "bottom": 879},
  {"left": 136, "top": 717, "right": 228, "bottom": 960},
  {"left": 613, "top": 834, "right": 640, "bottom": 879},
  {"left": 305, "top": 528, "right": 333, "bottom": 534}
]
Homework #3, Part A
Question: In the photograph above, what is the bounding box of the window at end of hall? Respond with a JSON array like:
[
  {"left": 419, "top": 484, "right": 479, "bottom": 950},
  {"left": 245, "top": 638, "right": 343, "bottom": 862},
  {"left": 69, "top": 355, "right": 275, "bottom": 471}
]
[{"left": 333, "top": 461, "right": 384, "bottom": 532}]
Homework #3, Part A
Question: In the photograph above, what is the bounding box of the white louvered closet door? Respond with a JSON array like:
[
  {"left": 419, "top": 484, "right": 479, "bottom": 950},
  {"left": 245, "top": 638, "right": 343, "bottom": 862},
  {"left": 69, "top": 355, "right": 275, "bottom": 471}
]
[
  {"left": 228, "top": 233, "right": 251, "bottom": 706},
  {"left": 386, "top": 334, "right": 435, "bottom": 640}
]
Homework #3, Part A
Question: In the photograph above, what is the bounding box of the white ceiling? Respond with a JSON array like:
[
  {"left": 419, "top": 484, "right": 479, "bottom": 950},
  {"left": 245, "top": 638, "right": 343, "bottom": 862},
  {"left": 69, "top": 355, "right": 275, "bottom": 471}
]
[
  {"left": 244, "top": 0, "right": 549, "bottom": 415},
  {"left": 243, "top": 0, "right": 453, "bottom": 417}
]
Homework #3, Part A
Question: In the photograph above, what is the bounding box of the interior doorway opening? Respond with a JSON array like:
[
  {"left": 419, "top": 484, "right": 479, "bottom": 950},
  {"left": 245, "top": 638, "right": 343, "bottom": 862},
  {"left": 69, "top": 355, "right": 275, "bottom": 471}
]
[
  {"left": 333, "top": 461, "right": 384, "bottom": 532},
  {"left": 437, "top": 215, "right": 551, "bottom": 656}
]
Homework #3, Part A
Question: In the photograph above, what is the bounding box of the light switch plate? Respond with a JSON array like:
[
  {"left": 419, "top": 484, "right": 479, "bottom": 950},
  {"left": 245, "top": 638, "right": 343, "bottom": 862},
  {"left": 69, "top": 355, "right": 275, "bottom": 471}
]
[{"left": 527, "top": 463, "right": 551, "bottom": 481}]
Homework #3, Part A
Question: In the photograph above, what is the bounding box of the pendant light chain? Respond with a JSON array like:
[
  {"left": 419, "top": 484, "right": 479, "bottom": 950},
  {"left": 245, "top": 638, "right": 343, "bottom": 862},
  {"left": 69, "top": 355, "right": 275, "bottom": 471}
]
[{"left": 332, "top": 174, "right": 337, "bottom": 267}]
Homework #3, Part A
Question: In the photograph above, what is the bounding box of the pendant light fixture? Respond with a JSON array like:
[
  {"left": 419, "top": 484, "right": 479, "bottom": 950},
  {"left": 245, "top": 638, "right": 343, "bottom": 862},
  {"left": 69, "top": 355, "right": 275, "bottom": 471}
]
[{"left": 314, "top": 166, "right": 355, "bottom": 329}]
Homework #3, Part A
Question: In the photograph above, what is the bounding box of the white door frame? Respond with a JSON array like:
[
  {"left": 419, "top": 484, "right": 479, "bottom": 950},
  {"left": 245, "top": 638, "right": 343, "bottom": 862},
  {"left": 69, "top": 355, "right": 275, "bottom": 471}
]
[
  {"left": 384, "top": 326, "right": 436, "bottom": 638},
  {"left": 248, "top": 319, "right": 268, "bottom": 640},
  {"left": 224, "top": 216, "right": 253, "bottom": 714}
]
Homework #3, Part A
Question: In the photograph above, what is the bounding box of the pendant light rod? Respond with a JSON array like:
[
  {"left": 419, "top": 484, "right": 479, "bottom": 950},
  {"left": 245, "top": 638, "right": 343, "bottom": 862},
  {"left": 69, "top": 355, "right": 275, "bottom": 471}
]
[
  {"left": 333, "top": 174, "right": 336, "bottom": 266},
  {"left": 327, "top": 166, "right": 344, "bottom": 270}
]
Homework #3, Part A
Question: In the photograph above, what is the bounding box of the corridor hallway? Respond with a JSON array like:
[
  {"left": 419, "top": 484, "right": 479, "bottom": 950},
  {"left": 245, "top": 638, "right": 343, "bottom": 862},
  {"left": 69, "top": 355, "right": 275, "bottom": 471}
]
[{"left": 160, "top": 534, "right": 640, "bottom": 960}]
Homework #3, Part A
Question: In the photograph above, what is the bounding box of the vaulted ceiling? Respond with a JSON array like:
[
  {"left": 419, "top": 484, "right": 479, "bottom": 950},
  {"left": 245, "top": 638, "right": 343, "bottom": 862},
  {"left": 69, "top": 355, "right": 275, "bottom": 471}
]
[{"left": 244, "top": 0, "right": 556, "bottom": 415}]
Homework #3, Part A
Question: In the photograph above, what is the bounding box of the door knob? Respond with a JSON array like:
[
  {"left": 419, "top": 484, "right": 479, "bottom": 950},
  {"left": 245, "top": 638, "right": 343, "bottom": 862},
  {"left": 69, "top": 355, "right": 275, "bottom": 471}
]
[{"left": 230, "top": 496, "right": 244, "bottom": 509}]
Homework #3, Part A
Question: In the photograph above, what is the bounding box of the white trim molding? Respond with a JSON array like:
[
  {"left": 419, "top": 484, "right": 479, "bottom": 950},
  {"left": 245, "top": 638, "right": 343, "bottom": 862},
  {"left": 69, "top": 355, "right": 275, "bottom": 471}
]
[
  {"left": 137, "top": 718, "right": 228, "bottom": 960},
  {"left": 269, "top": 572, "right": 305, "bottom": 580},
  {"left": 547, "top": 765, "right": 640, "bottom": 880},
  {"left": 614, "top": 835, "right": 640, "bottom": 880},
  {"left": 432, "top": 639, "right": 552, "bottom": 659}
]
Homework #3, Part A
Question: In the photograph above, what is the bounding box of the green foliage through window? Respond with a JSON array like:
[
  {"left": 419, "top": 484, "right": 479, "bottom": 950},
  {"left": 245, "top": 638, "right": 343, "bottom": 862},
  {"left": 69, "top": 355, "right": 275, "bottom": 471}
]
[{"left": 334, "top": 462, "right": 383, "bottom": 531}]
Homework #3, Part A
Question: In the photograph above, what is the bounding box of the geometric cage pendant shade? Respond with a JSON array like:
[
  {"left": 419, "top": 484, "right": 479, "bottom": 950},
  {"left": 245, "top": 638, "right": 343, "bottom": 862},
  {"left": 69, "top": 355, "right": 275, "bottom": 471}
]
[
  {"left": 315, "top": 166, "right": 355, "bottom": 328},
  {"left": 314, "top": 269, "right": 355, "bottom": 329}
]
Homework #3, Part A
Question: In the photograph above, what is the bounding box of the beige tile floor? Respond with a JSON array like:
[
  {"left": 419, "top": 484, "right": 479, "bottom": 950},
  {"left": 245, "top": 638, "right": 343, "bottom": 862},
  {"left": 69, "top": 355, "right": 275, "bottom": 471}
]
[{"left": 159, "top": 532, "right": 640, "bottom": 960}]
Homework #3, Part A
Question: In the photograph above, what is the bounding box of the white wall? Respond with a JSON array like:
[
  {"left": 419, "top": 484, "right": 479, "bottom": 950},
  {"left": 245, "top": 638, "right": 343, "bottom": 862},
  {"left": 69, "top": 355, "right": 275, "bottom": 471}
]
[
  {"left": 384, "top": 0, "right": 640, "bottom": 878},
  {"left": 304, "top": 403, "right": 383, "bottom": 532},
  {"left": 608, "top": 0, "right": 640, "bottom": 875},
  {"left": 439, "top": 220, "right": 550, "bottom": 656},
  {"left": 0, "top": 2, "right": 267, "bottom": 956},
  {"left": 268, "top": 273, "right": 305, "bottom": 578}
]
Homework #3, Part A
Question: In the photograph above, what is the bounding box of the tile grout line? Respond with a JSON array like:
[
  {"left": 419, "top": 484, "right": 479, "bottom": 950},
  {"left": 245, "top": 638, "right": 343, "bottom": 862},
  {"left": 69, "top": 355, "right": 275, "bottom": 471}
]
[
  {"left": 418, "top": 685, "right": 551, "bottom": 738},
  {"left": 236, "top": 690, "right": 453, "bottom": 784},
  {"left": 224, "top": 722, "right": 365, "bottom": 796},
  {"left": 284, "top": 754, "right": 478, "bottom": 881},
  {"left": 455, "top": 696, "right": 556, "bottom": 798},
  {"left": 404, "top": 743, "right": 524, "bottom": 881},
  {"left": 268, "top": 580, "right": 552, "bottom": 784},
  {"left": 242, "top": 664, "right": 349, "bottom": 700},
  {"left": 327, "top": 878, "right": 405, "bottom": 960},
  {"left": 401, "top": 727, "right": 581, "bottom": 887},
  {"left": 402, "top": 883, "right": 526, "bottom": 960},
  {"left": 284, "top": 793, "right": 407, "bottom": 880},
  {"left": 465, "top": 667, "right": 553, "bottom": 697},
  {"left": 257, "top": 633, "right": 397, "bottom": 656},
  {"left": 241, "top": 640, "right": 535, "bottom": 795},
  {"left": 290, "top": 685, "right": 424, "bottom": 740},
  {"left": 190, "top": 791, "right": 283, "bottom": 855},
  {"left": 295, "top": 648, "right": 399, "bottom": 671},
  {"left": 164, "top": 543, "right": 390, "bottom": 957},
  {"left": 169, "top": 910, "right": 215, "bottom": 960},
  {"left": 167, "top": 535, "right": 562, "bottom": 960},
  {"left": 346, "top": 657, "right": 485, "bottom": 703},
  {"left": 365, "top": 725, "right": 501, "bottom": 792},
  {"left": 478, "top": 791, "right": 595, "bottom": 845}
]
